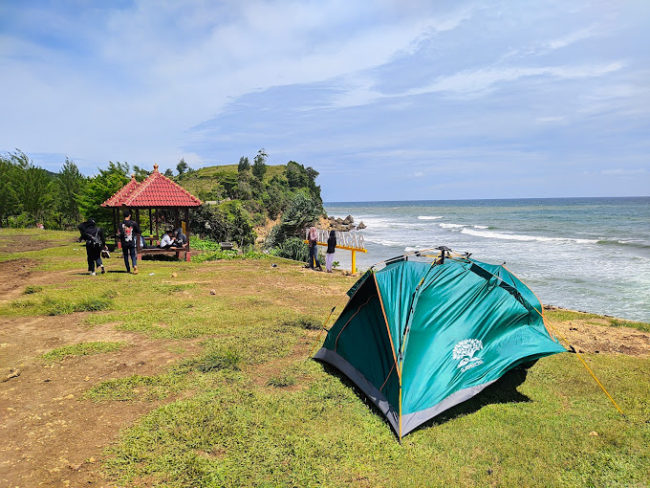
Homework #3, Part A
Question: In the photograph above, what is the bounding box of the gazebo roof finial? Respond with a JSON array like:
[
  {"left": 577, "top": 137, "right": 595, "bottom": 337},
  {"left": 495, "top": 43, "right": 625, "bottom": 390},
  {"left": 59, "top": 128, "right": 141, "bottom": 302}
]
[
  {"left": 130, "top": 173, "right": 136, "bottom": 180},
  {"left": 153, "top": 164, "right": 159, "bottom": 172}
]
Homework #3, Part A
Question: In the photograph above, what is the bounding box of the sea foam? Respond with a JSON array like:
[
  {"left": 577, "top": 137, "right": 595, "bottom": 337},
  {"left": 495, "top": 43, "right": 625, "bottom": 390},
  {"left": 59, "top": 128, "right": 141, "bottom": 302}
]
[{"left": 460, "top": 227, "right": 598, "bottom": 244}]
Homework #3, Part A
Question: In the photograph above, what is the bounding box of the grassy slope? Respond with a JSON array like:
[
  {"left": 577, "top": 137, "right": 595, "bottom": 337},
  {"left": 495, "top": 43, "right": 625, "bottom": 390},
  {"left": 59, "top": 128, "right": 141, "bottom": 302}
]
[
  {"left": 1, "top": 229, "right": 648, "bottom": 487},
  {"left": 178, "top": 164, "right": 287, "bottom": 197}
]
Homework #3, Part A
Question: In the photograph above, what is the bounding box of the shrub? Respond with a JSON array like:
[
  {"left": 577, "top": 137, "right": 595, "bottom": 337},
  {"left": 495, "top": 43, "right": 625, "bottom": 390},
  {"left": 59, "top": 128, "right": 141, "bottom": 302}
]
[
  {"left": 273, "top": 237, "right": 310, "bottom": 262},
  {"left": 24, "top": 285, "right": 43, "bottom": 295}
]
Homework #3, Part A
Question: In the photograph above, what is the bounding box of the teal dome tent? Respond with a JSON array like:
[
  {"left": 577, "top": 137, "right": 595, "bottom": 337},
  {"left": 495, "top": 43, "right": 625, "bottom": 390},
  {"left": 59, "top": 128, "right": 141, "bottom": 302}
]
[{"left": 314, "top": 249, "right": 566, "bottom": 439}]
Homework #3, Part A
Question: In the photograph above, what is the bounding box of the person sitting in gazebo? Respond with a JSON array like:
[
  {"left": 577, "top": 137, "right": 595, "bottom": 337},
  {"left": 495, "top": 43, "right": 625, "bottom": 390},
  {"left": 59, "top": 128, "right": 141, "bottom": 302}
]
[{"left": 159, "top": 229, "right": 175, "bottom": 249}]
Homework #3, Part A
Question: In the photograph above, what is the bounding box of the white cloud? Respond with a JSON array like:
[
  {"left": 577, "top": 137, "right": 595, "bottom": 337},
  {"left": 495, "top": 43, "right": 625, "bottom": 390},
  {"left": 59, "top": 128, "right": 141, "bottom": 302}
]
[
  {"left": 0, "top": 1, "right": 474, "bottom": 170},
  {"left": 543, "top": 25, "right": 598, "bottom": 50},
  {"left": 409, "top": 62, "right": 624, "bottom": 97},
  {"left": 601, "top": 168, "right": 647, "bottom": 176}
]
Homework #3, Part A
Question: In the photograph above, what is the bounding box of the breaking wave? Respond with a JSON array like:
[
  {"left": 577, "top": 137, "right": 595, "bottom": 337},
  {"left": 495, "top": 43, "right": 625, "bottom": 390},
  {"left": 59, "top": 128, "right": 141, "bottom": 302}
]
[
  {"left": 417, "top": 215, "right": 443, "bottom": 220},
  {"left": 460, "top": 227, "right": 598, "bottom": 244}
]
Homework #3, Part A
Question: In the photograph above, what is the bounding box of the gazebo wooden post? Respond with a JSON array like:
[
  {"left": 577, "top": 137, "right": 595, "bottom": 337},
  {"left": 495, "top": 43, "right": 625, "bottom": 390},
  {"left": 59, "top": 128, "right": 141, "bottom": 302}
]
[
  {"left": 112, "top": 208, "right": 118, "bottom": 247},
  {"left": 185, "top": 208, "right": 191, "bottom": 262},
  {"left": 148, "top": 208, "right": 152, "bottom": 240},
  {"left": 154, "top": 208, "right": 159, "bottom": 245},
  {"left": 135, "top": 208, "right": 141, "bottom": 258}
]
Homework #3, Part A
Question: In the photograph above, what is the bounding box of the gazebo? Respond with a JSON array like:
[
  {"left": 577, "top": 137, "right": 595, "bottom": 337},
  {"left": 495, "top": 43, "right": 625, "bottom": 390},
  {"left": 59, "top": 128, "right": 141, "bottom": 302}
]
[{"left": 101, "top": 164, "right": 202, "bottom": 261}]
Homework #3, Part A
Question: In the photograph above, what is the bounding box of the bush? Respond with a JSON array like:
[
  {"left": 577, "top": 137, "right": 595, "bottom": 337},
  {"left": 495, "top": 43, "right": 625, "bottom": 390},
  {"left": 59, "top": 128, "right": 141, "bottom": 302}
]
[{"left": 273, "top": 237, "right": 310, "bottom": 262}]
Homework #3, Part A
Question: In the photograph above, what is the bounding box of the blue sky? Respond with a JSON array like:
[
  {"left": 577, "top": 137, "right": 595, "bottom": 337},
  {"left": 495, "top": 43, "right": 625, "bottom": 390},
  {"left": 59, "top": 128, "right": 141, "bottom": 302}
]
[{"left": 1, "top": 1, "right": 648, "bottom": 201}]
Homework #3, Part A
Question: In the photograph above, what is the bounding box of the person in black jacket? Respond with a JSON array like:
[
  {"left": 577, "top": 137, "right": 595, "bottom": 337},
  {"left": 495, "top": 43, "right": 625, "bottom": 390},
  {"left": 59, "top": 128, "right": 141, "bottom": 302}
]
[
  {"left": 78, "top": 219, "right": 105, "bottom": 275},
  {"left": 325, "top": 230, "right": 336, "bottom": 273},
  {"left": 119, "top": 209, "right": 141, "bottom": 274}
]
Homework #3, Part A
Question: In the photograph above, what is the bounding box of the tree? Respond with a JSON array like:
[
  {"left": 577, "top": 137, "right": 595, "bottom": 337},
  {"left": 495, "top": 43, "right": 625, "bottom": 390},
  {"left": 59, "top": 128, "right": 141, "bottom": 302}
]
[
  {"left": 10, "top": 150, "right": 55, "bottom": 225},
  {"left": 56, "top": 158, "right": 84, "bottom": 226},
  {"left": 78, "top": 161, "right": 130, "bottom": 230},
  {"left": 132, "top": 165, "right": 150, "bottom": 182},
  {"left": 163, "top": 168, "right": 175, "bottom": 178},
  {"left": 177, "top": 158, "right": 188, "bottom": 176},
  {"left": 237, "top": 156, "right": 250, "bottom": 174},
  {"left": 252, "top": 149, "right": 268, "bottom": 181},
  {"left": 285, "top": 161, "right": 309, "bottom": 188},
  {"left": 0, "top": 156, "right": 19, "bottom": 227},
  {"left": 266, "top": 190, "right": 321, "bottom": 247}
]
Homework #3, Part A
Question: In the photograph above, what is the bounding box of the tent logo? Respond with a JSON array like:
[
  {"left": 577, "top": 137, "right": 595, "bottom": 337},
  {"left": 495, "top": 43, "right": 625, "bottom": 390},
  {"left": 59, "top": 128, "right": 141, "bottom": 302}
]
[{"left": 453, "top": 339, "right": 484, "bottom": 372}]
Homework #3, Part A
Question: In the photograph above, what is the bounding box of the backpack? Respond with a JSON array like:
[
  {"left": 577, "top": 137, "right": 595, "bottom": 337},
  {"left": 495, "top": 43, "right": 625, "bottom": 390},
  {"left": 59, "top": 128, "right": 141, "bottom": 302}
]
[{"left": 86, "top": 228, "right": 103, "bottom": 250}]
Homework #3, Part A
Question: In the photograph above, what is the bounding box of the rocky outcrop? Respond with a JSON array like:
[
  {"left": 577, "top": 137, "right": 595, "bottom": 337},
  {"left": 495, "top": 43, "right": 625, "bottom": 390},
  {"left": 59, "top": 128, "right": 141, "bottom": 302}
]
[{"left": 322, "top": 214, "right": 366, "bottom": 232}]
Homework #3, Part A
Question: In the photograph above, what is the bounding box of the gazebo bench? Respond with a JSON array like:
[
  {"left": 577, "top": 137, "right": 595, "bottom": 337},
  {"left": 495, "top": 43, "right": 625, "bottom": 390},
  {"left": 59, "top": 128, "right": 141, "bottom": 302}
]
[{"left": 137, "top": 246, "right": 191, "bottom": 262}]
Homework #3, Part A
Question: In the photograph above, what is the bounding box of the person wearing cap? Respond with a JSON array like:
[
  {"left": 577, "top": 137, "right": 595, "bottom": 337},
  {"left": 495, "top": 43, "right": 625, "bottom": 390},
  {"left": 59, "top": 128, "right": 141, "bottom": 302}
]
[{"left": 78, "top": 218, "right": 105, "bottom": 275}]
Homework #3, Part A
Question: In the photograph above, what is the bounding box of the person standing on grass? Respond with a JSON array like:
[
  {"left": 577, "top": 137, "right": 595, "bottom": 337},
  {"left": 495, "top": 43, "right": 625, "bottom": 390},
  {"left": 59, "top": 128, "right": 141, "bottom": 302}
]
[
  {"left": 325, "top": 229, "right": 336, "bottom": 273},
  {"left": 307, "top": 226, "right": 322, "bottom": 271},
  {"left": 78, "top": 219, "right": 105, "bottom": 275},
  {"left": 119, "top": 209, "right": 141, "bottom": 274}
]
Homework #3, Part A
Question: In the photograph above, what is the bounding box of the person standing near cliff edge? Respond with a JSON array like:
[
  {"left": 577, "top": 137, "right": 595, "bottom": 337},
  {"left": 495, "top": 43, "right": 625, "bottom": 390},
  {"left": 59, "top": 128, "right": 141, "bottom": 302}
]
[
  {"left": 307, "top": 226, "right": 323, "bottom": 271},
  {"left": 325, "top": 230, "right": 336, "bottom": 273}
]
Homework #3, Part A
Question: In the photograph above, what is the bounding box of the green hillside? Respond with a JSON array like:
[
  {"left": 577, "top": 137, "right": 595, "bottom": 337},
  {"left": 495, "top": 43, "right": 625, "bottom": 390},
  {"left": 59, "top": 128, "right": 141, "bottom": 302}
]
[{"left": 178, "top": 164, "right": 288, "bottom": 200}]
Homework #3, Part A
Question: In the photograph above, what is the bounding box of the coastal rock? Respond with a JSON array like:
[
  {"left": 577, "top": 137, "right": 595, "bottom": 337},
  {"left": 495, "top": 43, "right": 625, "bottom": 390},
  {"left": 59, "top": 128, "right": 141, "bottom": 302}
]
[
  {"left": 357, "top": 221, "right": 366, "bottom": 230},
  {"left": 343, "top": 215, "right": 354, "bottom": 225}
]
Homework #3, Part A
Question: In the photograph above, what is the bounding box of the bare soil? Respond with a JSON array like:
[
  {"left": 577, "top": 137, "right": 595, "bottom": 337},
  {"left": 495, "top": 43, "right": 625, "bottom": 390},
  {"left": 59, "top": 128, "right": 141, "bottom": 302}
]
[
  {"left": 0, "top": 234, "right": 66, "bottom": 253},
  {"left": 547, "top": 319, "right": 650, "bottom": 358},
  {"left": 0, "top": 260, "right": 200, "bottom": 487}
]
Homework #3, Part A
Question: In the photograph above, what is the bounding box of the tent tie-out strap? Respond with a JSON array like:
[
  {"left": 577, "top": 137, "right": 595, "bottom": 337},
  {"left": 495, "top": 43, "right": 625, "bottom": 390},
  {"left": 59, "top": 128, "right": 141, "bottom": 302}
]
[
  {"left": 544, "top": 320, "right": 625, "bottom": 417},
  {"left": 501, "top": 264, "right": 625, "bottom": 418},
  {"left": 334, "top": 296, "right": 374, "bottom": 352},
  {"left": 379, "top": 363, "right": 396, "bottom": 392},
  {"left": 308, "top": 306, "right": 337, "bottom": 358}
]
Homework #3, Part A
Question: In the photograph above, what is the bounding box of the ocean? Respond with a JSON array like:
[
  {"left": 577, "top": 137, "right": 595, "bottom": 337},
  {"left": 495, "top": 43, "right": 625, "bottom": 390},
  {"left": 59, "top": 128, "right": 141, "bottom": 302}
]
[{"left": 324, "top": 197, "right": 650, "bottom": 323}]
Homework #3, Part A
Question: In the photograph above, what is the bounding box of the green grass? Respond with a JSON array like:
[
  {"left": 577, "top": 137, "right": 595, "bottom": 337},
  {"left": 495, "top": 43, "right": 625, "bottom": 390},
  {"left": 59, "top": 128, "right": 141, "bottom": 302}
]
[
  {"left": 546, "top": 308, "right": 650, "bottom": 333},
  {"left": 3, "top": 229, "right": 649, "bottom": 487},
  {"left": 42, "top": 341, "right": 126, "bottom": 361},
  {"left": 24, "top": 285, "right": 43, "bottom": 294}
]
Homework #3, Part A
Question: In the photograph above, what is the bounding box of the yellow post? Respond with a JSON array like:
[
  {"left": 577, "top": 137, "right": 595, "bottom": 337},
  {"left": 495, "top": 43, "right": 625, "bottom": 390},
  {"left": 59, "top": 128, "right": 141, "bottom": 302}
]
[{"left": 351, "top": 250, "right": 356, "bottom": 274}]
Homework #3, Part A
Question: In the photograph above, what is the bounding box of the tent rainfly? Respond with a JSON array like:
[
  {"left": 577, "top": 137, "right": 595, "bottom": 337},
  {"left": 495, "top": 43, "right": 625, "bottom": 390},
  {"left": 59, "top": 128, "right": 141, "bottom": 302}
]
[{"left": 314, "top": 252, "right": 566, "bottom": 439}]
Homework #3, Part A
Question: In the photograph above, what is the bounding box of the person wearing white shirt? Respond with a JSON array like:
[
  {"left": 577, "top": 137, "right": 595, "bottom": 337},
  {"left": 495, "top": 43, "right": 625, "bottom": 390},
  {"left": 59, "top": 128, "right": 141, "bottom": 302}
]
[{"left": 160, "top": 230, "right": 174, "bottom": 249}]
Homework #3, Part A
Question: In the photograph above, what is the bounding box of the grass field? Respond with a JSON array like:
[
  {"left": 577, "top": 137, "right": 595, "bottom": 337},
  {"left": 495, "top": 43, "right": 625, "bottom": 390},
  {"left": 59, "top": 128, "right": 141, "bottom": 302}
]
[{"left": 0, "top": 229, "right": 648, "bottom": 487}]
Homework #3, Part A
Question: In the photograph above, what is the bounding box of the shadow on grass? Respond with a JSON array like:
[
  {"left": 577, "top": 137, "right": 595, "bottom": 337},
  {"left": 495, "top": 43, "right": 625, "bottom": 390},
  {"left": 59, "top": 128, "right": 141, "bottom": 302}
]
[{"left": 317, "top": 360, "right": 534, "bottom": 439}]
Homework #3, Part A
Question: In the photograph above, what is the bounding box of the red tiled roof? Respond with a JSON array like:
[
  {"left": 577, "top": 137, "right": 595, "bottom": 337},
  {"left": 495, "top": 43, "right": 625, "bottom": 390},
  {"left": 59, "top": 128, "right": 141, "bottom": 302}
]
[
  {"left": 122, "top": 165, "right": 202, "bottom": 208},
  {"left": 101, "top": 176, "right": 140, "bottom": 207}
]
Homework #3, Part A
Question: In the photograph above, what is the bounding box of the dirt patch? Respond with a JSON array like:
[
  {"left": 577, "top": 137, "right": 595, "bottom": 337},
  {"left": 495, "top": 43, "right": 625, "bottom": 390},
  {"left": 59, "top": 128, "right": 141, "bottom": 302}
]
[
  {"left": 0, "top": 258, "right": 38, "bottom": 301},
  {"left": 0, "top": 313, "right": 201, "bottom": 487},
  {"left": 0, "top": 234, "right": 65, "bottom": 252},
  {"left": 547, "top": 319, "right": 650, "bottom": 357}
]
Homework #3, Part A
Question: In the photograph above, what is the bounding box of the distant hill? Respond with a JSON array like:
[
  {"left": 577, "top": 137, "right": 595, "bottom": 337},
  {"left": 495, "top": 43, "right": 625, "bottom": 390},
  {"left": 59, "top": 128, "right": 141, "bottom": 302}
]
[
  {"left": 175, "top": 160, "right": 323, "bottom": 249},
  {"left": 178, "top": 164, "right": 287, "bottom": 200}
]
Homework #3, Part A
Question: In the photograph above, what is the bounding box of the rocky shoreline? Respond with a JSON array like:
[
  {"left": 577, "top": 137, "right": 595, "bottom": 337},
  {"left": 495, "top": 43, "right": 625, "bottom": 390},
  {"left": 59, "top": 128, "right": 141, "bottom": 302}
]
[{"left": 322, "top": 214, "right": 366, "bottom": 232}]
